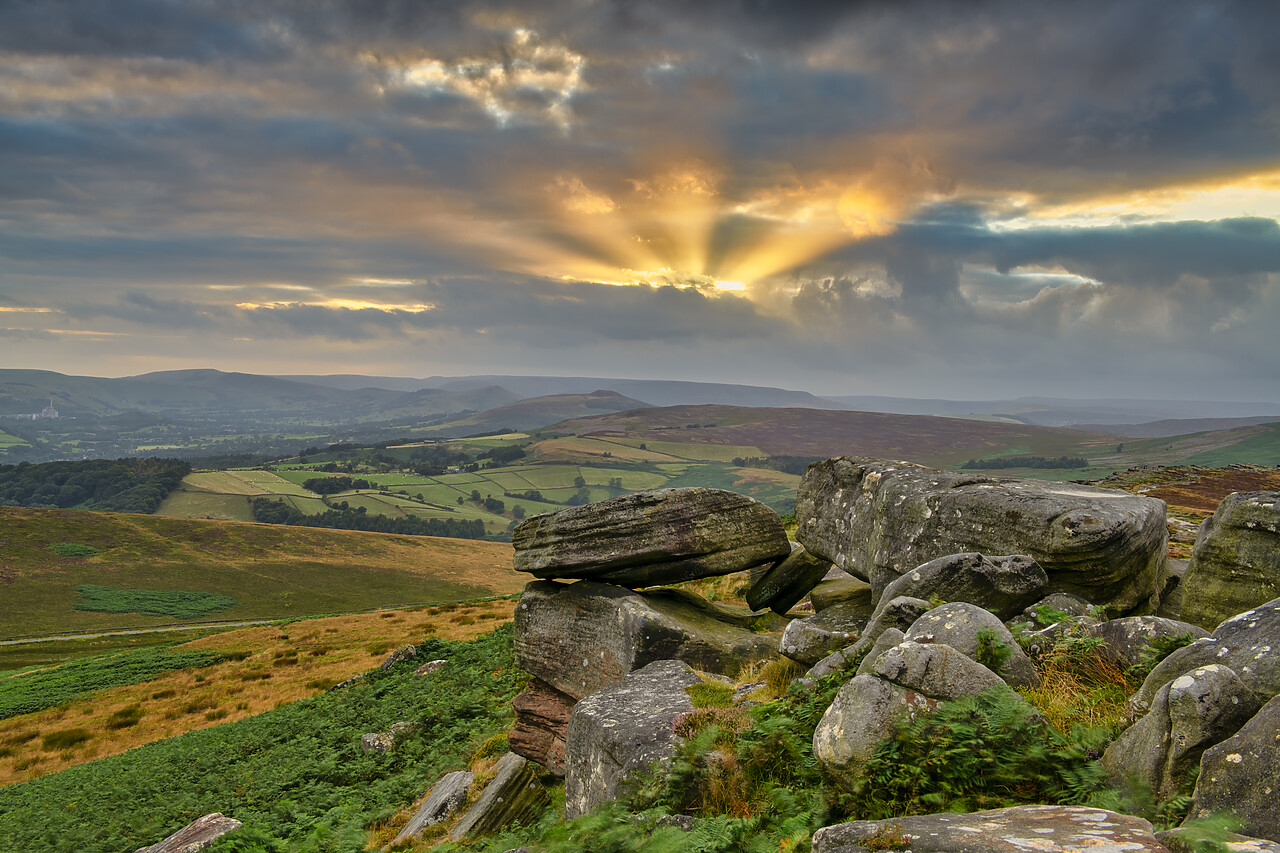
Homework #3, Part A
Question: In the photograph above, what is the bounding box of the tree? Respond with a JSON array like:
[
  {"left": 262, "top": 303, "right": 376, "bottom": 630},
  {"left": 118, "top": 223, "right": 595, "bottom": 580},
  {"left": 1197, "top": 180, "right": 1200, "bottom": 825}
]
[
  {"left": 512, "top": 505, "right": 526, "bottom": 520},
  {"left": 573, "top": 475, "right": 586, "bottom": 488},
  {"left": 456, "top": 496, "right": 464, "bottom": 505}
]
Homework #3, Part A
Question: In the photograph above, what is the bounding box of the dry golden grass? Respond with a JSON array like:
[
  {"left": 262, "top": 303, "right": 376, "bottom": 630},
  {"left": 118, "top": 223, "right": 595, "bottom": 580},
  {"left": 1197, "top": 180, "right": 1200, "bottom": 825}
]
[
  {"left": 1018, "top": 647, "right": 1136, "bottom": 735},
  {"left": 0, "top": 599, "right": 516, "bottom": 787}
]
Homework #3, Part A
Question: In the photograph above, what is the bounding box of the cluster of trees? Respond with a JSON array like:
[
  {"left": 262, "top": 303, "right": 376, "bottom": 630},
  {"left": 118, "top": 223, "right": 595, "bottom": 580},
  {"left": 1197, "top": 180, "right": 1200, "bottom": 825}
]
[
  {"left": 0, "top": 457, "right": 191, "bottom": 513},
  {"left": 730, "top": 455, "right": 825, "bottom": 475},
  {"left": 251, "top": 497, "right": 489, "bottom": 539},
  {"left": 961, "top": 455, "right": 1089, "bottom": 470},
  {"left": 302, "top": 476, "right": 374, "bottom": 495}
]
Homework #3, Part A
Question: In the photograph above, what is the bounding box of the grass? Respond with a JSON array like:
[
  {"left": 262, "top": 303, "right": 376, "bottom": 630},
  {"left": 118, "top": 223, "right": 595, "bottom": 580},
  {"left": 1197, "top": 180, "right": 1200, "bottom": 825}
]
[
  {"left": 0, "top": 623, "right": 524, "bottom": 853},
  {"left": 0, "top": 599, "right": 517, "bottom": 788},
  {"left": 0, "top": 506, "right": 521, "bottom": 639}
]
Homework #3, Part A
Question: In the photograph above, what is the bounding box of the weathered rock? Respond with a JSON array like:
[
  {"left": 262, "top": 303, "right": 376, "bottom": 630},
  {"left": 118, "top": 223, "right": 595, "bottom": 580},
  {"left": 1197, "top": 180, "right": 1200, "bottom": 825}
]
[
  {"left": 449, "top": 753, "right": 547, "bottom": 841},
  {"left": 1019, "top": 592, "right": 1094, "bottom": 628},
  {"left": 390, "top": 770, "right": 475, "bottom": 846},
  {"left": 1103, "top": 664, "right": 1259, "bottom": 802},
  {"left": 904, "top": 603, "right": 1040, "bottom": 688},
  {"left": 780, "top": 602, "right": 867, "bottom": 666},
  {"left": 835, "top": 596, "right": 931, "bottom": 667},
  {"left": 514, "top": 580, "right": 782, "bottom": 701},
  {"left": 1134, "top": 598, "right": 1280, "bottom": 713},
  {"left": 1180, "top": 492, "right": 1280, "bottom": 630},
  {"left": 360, "top": 721, "right": 417, "bottom": 754},
  {"left": 134, "top": 813, "right": 243, "bottom": 853},
  {"left": 808, "top": 575, "right": 873, "bottom": 613},
  {"left": 379, "top": 644, "right": 417, "bottom": 670},
  {"left": 1090, "top": 616, "right": 1208, "bottom": 669},
  {"left": 1157, "top": 558, "right": 1190, "bottom": 620},
  {"left": 746, "top": 544, "right": 831, "bottom": 614},
  {"left": 1019, "top": 616, "right": 1100, "bottom": 658},
  {"left": 1189, "top": 693, "right": 1280, "bottom": 842},
  {"left": 415, "top": 659, "right": 447, "bottom": 676},
  {"left": 513, "top": 488, "right": 790, "bottom": 587},
  {"left": 797, "top": 457, "right": 1168, "bottom": 614},
  {"left": 1159, "top": 828, "right": 1280, "bottom": 853},
  {"left": 509, "top": 678, "right": 575, "bottom": 775},
  {"left": 813, "top": 805, "right": 1166, "bottom": 853},
  {"left": 812, "top": 673, "right": 937, "bottom": 792},
  {"left": 874, "top": 552, "right": 1050, "bottom": 624},
  {"left": 850, "top": 627, "right": 905, "bottom": 678},
  {"left": 564, "top": 660, "right": 700, "bottom": 819},
  {"left": 870, "top": 641, "right": 1010, "bottom": 701}
]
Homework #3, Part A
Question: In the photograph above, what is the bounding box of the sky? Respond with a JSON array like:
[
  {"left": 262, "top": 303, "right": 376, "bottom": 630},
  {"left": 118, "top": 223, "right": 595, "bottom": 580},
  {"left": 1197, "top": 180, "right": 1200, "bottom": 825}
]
[{"left": 2, "top": 0, "right": 1279, "bottom": 401}]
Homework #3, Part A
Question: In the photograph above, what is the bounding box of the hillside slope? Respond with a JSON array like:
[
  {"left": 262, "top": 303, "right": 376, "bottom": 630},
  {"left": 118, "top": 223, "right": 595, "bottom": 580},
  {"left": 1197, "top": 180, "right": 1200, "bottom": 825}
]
[{"left": 0, "top": 507, "right": 520, "bottom": 639}]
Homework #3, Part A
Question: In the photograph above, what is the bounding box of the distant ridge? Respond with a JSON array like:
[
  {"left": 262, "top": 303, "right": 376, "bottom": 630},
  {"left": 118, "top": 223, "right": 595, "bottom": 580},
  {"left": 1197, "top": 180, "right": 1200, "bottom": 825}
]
[
  {"left": 423, "top": 375, "right": 849, "bottom": 410},
  {"left": 826, "top": 395, "right": 1280, "bottom": 427}
]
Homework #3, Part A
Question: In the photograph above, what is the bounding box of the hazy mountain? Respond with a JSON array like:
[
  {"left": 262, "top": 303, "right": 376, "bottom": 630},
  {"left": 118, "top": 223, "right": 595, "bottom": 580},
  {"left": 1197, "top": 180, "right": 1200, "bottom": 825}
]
[
  {"left": 423, "top": 375, "right": 847, "bottom": 409},
  {"left": 1074, "top": 415, "right": 1280, "bottom": 438},
  {"left": 272, "top": 374, "right": 436, "bottom": 393},
  {"left": 420, "top": 390, "right": 653, "bottom": 437},
  {"left": 826, "top": 395, "right": 1280, "bottom": 427}
]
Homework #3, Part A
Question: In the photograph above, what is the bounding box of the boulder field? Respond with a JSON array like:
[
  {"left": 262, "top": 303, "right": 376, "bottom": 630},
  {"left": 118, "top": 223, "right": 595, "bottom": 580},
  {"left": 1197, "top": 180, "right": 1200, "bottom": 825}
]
[{"left": 385, "top": 458, "right": 1280, "bottom": 848}]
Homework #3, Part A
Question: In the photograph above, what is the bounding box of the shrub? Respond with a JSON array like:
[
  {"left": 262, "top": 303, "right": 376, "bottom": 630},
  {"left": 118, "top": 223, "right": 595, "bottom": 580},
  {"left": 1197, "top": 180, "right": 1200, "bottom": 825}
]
[
  {"left": 72, "top": 586, "right": 237, "bottom": 620},
  {"left": 49, "top": 543, "right": 100, "bottom": 558},
  {"left": 41, "top": 728, "right": 92, "bottom": 751},
  {"left": 849, "top": 688, "right": 1108, "bottom": 818},
  {"left": 104, "top": 705, "right": 144, "bottom": 730}
]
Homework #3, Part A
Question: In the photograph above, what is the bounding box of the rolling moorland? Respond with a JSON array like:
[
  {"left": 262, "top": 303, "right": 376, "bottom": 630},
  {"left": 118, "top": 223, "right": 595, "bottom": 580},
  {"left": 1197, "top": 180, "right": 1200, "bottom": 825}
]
[{"left": 2, "top": 371, "right": 1280, "bottom": 850}]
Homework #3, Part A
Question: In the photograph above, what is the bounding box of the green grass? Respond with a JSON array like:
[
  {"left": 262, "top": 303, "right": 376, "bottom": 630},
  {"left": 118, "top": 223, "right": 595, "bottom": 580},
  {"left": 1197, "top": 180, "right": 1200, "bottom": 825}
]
[
  {"left": 1184, "top": 423, "right": 1280, "bottom": 466},
  {"left": 155, "top": 489, "right": 256, "bottom": 522},
  {"left": 0, "top": 506, "right": 521, "bottom": 639},
  {"left": 0, "top": 628, "right": 239, "bottom": 673},
  {"left": 73, "top": 586, "right": 239, "bottom": 620},
  {"left": 0, "top": 645, "right": 223, "bottom": 720},
  {"left": 0, "top": 626, "right": 522, "bottom": 853}
]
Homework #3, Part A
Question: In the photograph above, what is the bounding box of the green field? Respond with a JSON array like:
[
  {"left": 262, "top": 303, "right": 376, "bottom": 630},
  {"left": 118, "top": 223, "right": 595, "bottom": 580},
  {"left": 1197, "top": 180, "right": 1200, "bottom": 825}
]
[
  {"left": 1184, "top": 423, "right": 1280, "bottom": 466},
  {"left": 0, "top": 506, "right": 521, "bottom": 640}
]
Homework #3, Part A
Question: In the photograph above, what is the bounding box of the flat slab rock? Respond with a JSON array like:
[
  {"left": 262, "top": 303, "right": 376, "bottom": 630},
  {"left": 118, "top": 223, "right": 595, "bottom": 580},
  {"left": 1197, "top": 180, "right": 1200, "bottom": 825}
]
[
  {"left": 813, "top": 805, "right": 1166, "bottom": 853},
  {"left": 513, "top": 487, "right": 790, "bottom": 587},
  {"left": 134, "top": 813, "right": 242, "bottom": 853},
  {"left": 796, "top": 457, "right": 1168, "bottom": 614}
]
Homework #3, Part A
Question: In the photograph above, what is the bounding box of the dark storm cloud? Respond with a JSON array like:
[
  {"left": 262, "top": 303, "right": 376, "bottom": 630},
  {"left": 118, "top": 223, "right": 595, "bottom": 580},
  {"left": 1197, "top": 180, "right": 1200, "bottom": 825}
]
[{"left": 0, "top": 0, "right": 1278, "bottom": 397}]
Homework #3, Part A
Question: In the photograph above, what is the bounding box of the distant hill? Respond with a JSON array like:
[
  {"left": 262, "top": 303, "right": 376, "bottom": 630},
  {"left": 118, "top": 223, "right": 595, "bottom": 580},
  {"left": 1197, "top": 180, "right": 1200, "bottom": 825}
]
[
  {"left": 423, "top": 375, "right": 849, "bottom": 410},
  {"left": 827, "top": 394, "right": 1280, "bottom": 427},
  {"left": 543, "top": 404, "right": 1118, "bottom": 469},
  {"left": 421, "top": 390, "right": 653, "bottom": 437},
  {"left": 1074, "top": 416, "right": 1280, "bottom": 438}
]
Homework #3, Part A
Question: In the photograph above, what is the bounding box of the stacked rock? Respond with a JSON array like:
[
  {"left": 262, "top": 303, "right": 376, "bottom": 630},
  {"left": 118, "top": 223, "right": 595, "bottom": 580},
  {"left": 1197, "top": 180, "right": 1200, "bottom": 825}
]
[{"left": 508, "top": 487, "right": 793, "bottom": 774}]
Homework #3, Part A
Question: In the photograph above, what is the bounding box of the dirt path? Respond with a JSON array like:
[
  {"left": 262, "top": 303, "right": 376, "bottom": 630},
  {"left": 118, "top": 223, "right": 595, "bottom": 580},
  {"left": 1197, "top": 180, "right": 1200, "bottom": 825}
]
[{"left": 0, "top": 621, "right": 277, "bottom": 646}]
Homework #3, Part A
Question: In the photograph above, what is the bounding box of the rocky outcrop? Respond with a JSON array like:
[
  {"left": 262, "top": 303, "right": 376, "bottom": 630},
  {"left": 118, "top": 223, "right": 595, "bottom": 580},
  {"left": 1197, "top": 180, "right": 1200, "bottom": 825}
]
[
  {"left": 379, "top": 645, "right": 417, "bottom": 670},
  {"left": 779, "top": 602, "right": 867, "bottom": 666},
  {"left": 513, "top": 580, "right": 782, "bottom": 702},
  {"left": 1090, "top": 616, "right": 1208, "bottom": 669},
  {"left": 508, "top": 679, "right": 575, "bottom": 775},
  {"left": 808, "top": 575, "right": 873, "bottom": 613},
  {"left": 449, "top": 753, "right": 547, "bottom": 841},
  {"left": 745, "top": 544, "right": 831, "bottom": 614},
  {"left": 872, "top": 552, "right": 1049, "bottom": 623},
  {"left": 134, "top": 813, "right": 242, "bottom": 853},
  {"left": 1180, "top": 492, "right": 1280, "bottom": 630},
  {"left": 564, "top": 660, "right": 701, "bottom": 819},
  {"left": 1103, "top": 664, "right": 1258, "bottom": 802},
  {"left": 796, "top": 457, "right": 1168, "bottom": 614},
  {"left": 1134, "top": 597, "right": 1280, "bottom": 713},
  {"left": 904, "top": 602, "right": 1040, "bottom": 688},
  {"left": 390, "top": 770, "right": 475, "bottom": 846},
  {"left": 814, "top": 641, "right": 1016, "bottom": 790},
  {"left": 1188, "top": 693, "right": 1280, "bottom": 843},
  {"left": 360, "top": 721, "right": 417, "bottom": 754},
  {"left": 513, "top": 488, "right": 790, "bottom": 587},
  {"left": 1159, "top": 828, "right": 1280, "bottom": 853},
  {"left": 811, "top": 673, "right": 937, "bottom": 791},
  {"left": 813, "top": 805, "right": 1167, "bottom": 853}
]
